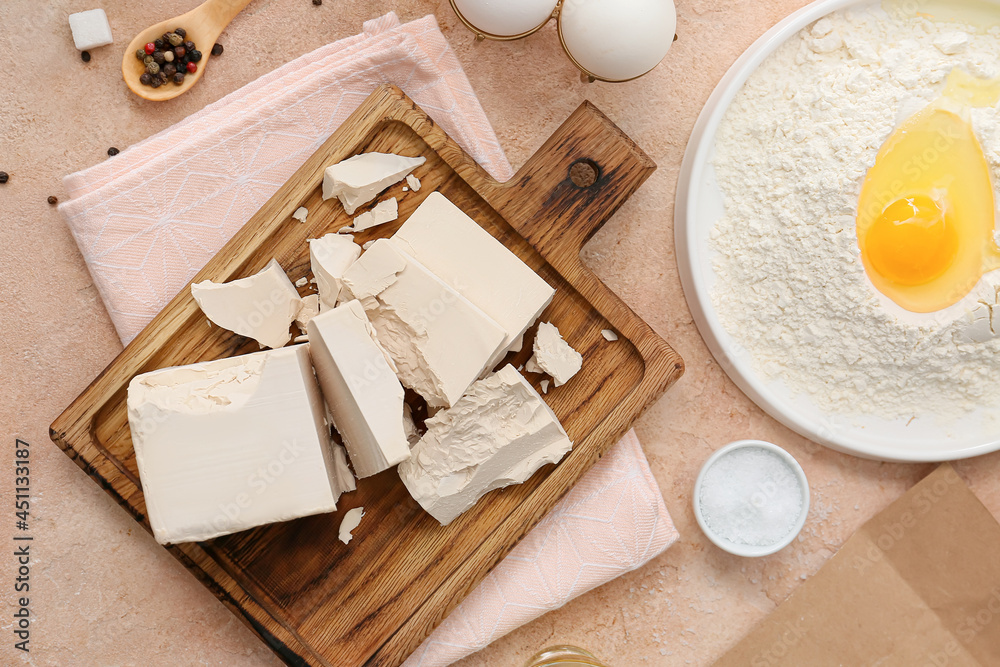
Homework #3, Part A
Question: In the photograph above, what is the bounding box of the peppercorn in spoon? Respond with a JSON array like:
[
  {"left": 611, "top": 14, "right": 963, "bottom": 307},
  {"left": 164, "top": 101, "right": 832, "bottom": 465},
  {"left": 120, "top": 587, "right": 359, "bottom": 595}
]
[{"left": 122, "top": 0, "right": 252, "bottom": 101}]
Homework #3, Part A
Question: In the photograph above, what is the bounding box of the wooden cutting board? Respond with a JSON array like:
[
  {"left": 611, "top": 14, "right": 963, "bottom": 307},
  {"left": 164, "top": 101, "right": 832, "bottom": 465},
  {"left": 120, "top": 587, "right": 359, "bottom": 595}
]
[{"left": 50, "top": 85, "right": 683, "bottom": 666}]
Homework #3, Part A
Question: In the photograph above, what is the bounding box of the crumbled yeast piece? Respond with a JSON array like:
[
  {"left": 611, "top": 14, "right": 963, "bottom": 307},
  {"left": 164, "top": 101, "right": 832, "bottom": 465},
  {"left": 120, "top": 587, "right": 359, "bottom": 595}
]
[
  {"left": 308, "top": 300, "right": 410, "bottom": 478},
  {"left": 322, "top": 152, "right": 425, "bottom": 214},
  {"left": 525, "top": 322, "right": 583, "bottom": 387},
  {"left": 399, "top": 365, "right": 572, "bottom": 526},
  {"left": 309, "top": 233, "right": 361, "bottom": 311},
  {"left": 191, "top": 259, "right": 301, "bottom": 349},
  {"left": 351, "top": 197, "right": 398, "bottom": 232},
  {"left": 339, "top": 507, "right": 365, "bottom": 544}
]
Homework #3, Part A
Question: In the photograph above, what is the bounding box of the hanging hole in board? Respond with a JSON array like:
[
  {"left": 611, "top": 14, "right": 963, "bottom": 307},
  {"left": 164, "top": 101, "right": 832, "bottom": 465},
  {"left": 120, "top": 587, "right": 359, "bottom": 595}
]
[{"left": 569, "top": 159, "right": 600, "bottom": 188}]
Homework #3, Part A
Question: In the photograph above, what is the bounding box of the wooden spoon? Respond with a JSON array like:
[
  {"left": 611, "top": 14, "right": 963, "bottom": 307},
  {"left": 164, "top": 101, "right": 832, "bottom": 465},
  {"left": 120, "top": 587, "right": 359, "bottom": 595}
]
[{"left": 122, "top": 0, "right": 253, "bottom": 102}]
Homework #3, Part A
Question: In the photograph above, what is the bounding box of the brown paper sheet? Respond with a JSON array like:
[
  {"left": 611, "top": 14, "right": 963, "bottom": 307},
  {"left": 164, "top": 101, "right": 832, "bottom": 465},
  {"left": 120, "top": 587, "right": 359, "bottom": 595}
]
[{"left": 715, "top": 464, "right": 1000, "bottom": 667}]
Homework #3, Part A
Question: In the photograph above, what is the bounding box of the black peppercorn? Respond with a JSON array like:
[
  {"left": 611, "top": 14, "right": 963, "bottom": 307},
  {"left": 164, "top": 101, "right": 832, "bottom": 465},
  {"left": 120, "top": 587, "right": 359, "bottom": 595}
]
[
  {"left": 313, "top": 0, "right": 322, "bottom": 5},
  {"left": 212, "top": 43, "right": 224, "bottom": 56},
  {"left": 140, "top": 26, "right": 204, "bottom": 88},
  {"left": 81, "top": 50, "right": 91, "bottom": 62},
  {"left": 47, "top": 196, "right": 58, "bottom": 205},
  {"left": 0, "top": 172, "right": 9, "bottom": 184},
  {"left": 107, "top": 147, "right": 120, "bottom": 157}
]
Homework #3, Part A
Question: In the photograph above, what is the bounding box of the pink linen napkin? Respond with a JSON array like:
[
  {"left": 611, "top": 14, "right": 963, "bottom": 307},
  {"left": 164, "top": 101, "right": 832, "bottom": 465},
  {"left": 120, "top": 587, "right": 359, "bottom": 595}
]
[{"left": 60, "top": 13, "right": 678, "bottom": 666}]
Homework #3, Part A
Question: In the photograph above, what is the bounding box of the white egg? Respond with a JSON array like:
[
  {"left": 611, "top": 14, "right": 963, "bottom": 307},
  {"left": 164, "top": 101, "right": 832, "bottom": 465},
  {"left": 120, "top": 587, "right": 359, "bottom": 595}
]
[
  {"left": 453, "top": 0, "right": 559, "bottom": 38},
  {"left": 559, "top": 0, "right": 676, "bottom": 81}
]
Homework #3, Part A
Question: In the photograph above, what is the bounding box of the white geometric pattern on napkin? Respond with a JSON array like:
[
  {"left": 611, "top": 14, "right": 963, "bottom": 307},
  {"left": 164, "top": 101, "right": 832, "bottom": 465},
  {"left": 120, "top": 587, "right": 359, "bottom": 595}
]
[
  {"left": 58, "top": 14, "right": 678, "bottom": 667},
  {"left": 60, "top": 13, "right": 511, "bottom": 345}
]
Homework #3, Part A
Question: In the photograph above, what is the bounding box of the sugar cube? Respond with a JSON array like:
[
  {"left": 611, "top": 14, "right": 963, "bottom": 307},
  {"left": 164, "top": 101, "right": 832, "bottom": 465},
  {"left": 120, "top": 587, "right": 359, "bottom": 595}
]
[{"left": 68, "top": 9, "right": 114, "bottom": 51}]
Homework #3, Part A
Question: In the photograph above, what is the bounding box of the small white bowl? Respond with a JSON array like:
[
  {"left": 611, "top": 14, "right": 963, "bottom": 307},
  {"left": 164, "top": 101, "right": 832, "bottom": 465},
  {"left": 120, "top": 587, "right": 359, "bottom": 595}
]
[{"left": 693, "top": 440, "right": 810, "bottom": 557}]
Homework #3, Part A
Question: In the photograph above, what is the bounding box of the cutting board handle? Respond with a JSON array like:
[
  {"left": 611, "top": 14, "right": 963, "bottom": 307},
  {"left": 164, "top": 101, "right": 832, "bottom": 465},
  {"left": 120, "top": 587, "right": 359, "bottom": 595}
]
[{"left": 486, "top": 102, "right": 656, "bottom": 264}]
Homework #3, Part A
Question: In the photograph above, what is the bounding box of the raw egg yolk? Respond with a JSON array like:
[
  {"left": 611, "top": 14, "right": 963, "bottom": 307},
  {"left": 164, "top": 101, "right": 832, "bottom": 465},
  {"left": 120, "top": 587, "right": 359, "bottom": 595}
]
[
  {"left": 856, "top": 69, "right": 1000, "bottom": 313},
  {"left": 863, "top": 195, "right": 959, "bottom": 287}
]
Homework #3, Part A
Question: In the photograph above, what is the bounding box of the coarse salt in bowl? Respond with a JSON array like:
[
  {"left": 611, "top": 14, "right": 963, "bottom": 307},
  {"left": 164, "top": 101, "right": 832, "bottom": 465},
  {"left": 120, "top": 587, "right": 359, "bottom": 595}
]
[{"left": 693, "top": 440, "right": 810, "bottom": 557}]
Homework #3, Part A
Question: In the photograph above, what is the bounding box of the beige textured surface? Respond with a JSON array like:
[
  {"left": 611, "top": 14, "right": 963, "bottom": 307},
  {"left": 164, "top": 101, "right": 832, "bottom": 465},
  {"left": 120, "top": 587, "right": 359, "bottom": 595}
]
[{"left": 3, "top": 0, "right": 1000, "bottom": 665}]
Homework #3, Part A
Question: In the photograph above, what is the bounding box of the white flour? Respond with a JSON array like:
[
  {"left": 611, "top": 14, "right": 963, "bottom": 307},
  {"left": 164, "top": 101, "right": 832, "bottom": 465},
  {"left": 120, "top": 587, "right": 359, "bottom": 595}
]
[{"left": 711, "top": 4, "right": 1000, "bottom": 422}]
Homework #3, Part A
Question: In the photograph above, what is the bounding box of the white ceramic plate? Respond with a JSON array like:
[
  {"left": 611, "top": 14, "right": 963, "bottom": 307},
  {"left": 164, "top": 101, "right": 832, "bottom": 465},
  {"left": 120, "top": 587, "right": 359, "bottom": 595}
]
[{"left": 675, "top": 0, "right": 1000, "bottom": 462}]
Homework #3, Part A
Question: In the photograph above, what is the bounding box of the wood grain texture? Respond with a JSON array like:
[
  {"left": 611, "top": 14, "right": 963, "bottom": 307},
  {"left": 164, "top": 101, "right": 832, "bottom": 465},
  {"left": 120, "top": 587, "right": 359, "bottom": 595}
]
[{"left": 50, "top": 85, "right": 684, "bottom": 667}]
